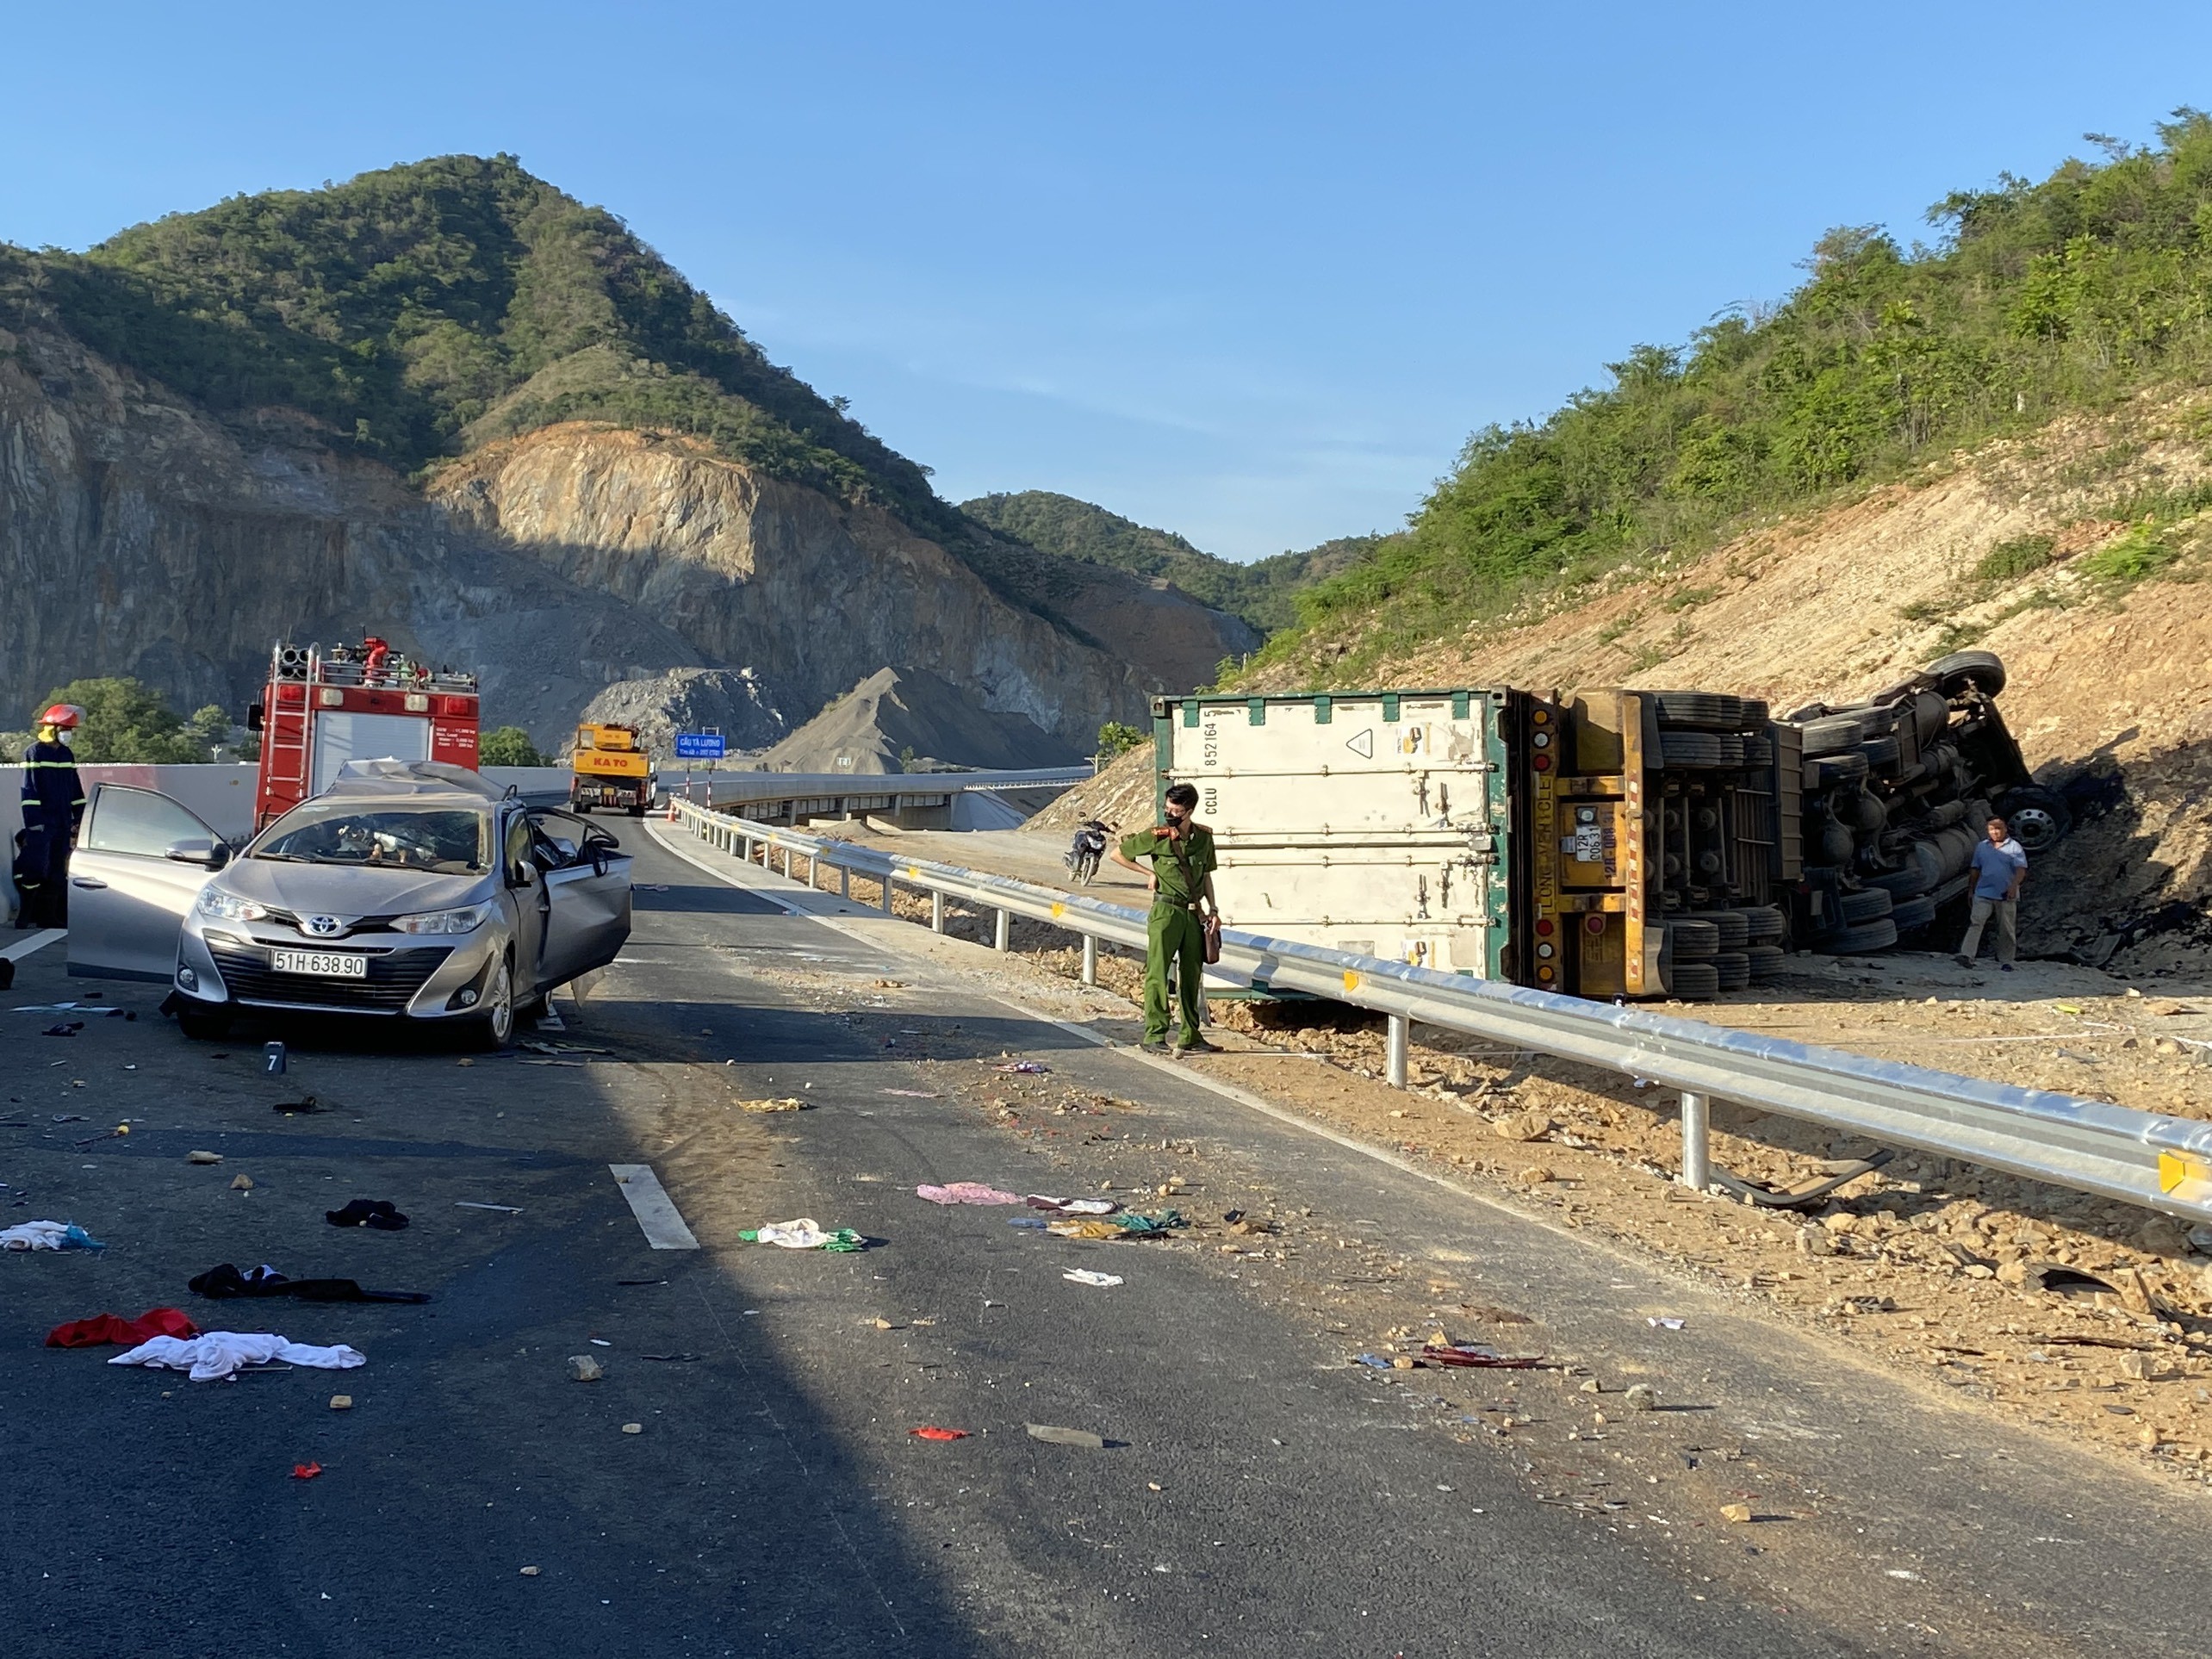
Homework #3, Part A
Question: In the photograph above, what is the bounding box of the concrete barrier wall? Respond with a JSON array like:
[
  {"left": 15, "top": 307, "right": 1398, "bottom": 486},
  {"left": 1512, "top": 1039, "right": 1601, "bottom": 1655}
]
[{"left": 0, "top": 763, "right": 576, "bottom": 848}]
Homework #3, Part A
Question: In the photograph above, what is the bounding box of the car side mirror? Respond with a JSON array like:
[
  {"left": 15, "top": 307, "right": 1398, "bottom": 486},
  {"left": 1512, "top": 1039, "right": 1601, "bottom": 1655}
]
[{"left": 164, "top": 838, "right": 229, "bottom": 871}]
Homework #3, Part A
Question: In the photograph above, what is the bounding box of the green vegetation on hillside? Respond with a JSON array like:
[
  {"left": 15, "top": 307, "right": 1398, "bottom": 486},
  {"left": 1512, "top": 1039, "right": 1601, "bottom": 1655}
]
[
  {"left": 0, "top": 155, "right": 952, "bottom": 530},
  {"left": 1263, "top": 108, "right": 2212, "bottom": 678},
  {"left": 9, "top": 678, "right": 230, "bottom": 764},
  {"left": 478, "top": 725, "right": 548, "bottom": 767},
  {"left": 961, "top": 490, "right": 1382, "bottom": 635}
]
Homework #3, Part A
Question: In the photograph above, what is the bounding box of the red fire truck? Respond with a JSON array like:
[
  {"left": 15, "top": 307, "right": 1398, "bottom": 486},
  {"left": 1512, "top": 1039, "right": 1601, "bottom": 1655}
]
[{"left": 247, "top": 637, "right": 482, "bottom": 830}]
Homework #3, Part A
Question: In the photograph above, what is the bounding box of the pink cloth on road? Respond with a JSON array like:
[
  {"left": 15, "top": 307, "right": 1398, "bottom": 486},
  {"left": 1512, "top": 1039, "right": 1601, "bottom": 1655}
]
[{"left": 915, "top": 1183, "right": 1023, "bottom": 1206}]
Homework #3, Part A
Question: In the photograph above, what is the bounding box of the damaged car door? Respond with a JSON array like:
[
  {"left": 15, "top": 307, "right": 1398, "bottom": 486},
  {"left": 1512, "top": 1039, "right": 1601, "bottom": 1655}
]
[
  {"left": 527, "top": 809, "right": 632, "bottom": 989},
  {"left": 67, "top": 785, "right": 232, "bottom": 982}
]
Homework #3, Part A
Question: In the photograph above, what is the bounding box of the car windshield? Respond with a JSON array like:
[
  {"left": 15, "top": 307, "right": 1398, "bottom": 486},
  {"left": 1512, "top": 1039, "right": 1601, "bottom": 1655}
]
[{"left": 252, "top": 805, "right": 490, "bottom": 874}]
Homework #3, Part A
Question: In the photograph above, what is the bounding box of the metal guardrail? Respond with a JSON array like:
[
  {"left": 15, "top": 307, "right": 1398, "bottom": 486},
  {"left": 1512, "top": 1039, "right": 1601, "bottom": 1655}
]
[{"left": 669, "top": 799, "right": 2212, "bottom": 1226}]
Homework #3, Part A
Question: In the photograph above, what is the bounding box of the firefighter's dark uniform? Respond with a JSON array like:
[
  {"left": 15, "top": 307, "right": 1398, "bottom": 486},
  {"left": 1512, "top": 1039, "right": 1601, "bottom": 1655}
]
[
  {"left": 1119, "top": 821, "right": 1216, "bottom": 1047},
  {"left": 18, "top": 736, "right": 85, "bottom": 929}
]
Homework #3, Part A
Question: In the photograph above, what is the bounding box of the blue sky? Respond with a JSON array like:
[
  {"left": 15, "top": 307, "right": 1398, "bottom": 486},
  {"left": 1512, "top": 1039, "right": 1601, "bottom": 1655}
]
[{"left": 8, "top": 4, "right": 2212, "bottom": 561}]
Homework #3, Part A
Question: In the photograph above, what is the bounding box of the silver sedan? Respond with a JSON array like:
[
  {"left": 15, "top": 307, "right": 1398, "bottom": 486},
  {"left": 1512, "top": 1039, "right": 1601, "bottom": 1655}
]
[{"left": 65, "top": 762, "right": 631, "bottom": 1047}]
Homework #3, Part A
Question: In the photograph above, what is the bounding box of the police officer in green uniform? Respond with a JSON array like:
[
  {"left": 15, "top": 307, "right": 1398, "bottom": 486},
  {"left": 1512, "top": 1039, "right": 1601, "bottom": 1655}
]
[{"left": 1109, "top": 781, "right": 1222, "bottom": 1055}]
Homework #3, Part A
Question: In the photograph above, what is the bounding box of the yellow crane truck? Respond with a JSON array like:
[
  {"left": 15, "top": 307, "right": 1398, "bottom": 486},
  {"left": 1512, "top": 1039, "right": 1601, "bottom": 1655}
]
[{"left": 570, "top": 723, "right": 656, "bottom": 816}]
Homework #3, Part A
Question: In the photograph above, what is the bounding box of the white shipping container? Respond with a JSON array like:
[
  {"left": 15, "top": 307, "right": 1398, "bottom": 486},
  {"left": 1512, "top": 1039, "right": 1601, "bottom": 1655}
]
[{"left": 1154, "top": 691, "right": 1516, "bottom": 980}]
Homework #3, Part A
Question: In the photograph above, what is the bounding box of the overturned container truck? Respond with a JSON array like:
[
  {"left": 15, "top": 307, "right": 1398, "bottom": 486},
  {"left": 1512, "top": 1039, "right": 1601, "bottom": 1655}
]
[{"left": 1152, "top": 650, "right": 2066, "bottom": 1002}]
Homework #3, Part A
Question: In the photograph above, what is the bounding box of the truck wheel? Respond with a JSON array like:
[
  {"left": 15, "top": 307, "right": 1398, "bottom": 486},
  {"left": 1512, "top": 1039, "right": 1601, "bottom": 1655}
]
[
  {"left": 1865, "top": 844, "right": 1941, "bottom": 898},
  {"left": 1658, "top": 731, "right": 1724, "bottom": 768},
  {"left": 1995, "top": 785, "right": 2072, "bottom": 852},
  {"left": 1650, "top": 692, "right": 1745, "bottom": 731},
  {"left": 1799, "top": 714, "right": 1867, "bottom": 757},
  {"left": 1888, "top": 894, "right": 1939, "bottom": 933},
  {"left": 1836, "top": 887, "right": 1894, "bottom": 925},
  {"left": 1742, "top": 735, "right": 1774, "bottom": 767},
  {"left": 1805, "top": 751, "right": 1870, "bottom": 791},
  {"left": 1857, "top": 735, "right": 1902, "bottom": 773},
  {"left": 1743, "top": 942, "right": 1786, "bottom": 980},
  {"left": 1712, "top": 951, "right": 1751, "bottom": 991},
  {"left": 1663, "top": 917, "right": 1721, "bottom": 960},
  {"left": 1816, "top": 917, "right": 1899, "bottom": 954},
  {"left": 1665, "top": 960, "right": 1721, "bottom": 999},
  {"left": 1681, "top": 909, "right": 1749, "bottom": 948},
  {"left": 1734, "top": 905, "right": 1786, "bottom": 945},
  {"left": 1929, "top": 649, "right": 2006, "bottom": 699}
]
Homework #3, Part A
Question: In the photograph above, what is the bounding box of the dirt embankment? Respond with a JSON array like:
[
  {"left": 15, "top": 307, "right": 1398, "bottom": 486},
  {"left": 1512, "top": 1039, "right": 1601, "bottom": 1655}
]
[{"left": 1255, "top": 395, "right": 2212, "bottom": 972}]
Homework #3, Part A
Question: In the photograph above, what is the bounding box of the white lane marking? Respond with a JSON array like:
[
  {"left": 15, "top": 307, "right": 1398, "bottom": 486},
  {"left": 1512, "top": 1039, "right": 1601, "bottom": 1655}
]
[
  {"left": 609, "top": 1164, "right": 699, "bottom": 1250},
  {"left": 2, "top": 929, "right": 66, "bottom": 964}
]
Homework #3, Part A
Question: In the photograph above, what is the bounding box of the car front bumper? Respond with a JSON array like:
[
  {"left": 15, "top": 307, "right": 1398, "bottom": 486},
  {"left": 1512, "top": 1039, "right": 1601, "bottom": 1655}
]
[{"left": 175, "top": 913, "right": 506, "bottom": 1019}]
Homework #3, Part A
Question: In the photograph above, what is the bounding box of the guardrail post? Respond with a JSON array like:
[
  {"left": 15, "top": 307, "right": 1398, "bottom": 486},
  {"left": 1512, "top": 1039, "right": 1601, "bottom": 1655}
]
[
  {"left": 930, "top": 891, "right": 945, "bottom": 934},
  {"left": 1680, "top": 1091, "right": 1711, "bottom": 1191},
  {"left": 781, "top": 847, "right": 792, "bottom": 879},
  {"left": 881, "top": 872, "right": 896, "bottom": 915},
  {"left": 994, "top": 909, "right": 1010, "bottom": 952},
  {"left": 1386, "top": 1014, "right": 1409, "bottom": 1088},
  {"left": 839, "top": 866, "right": 851, "bottom": 901},
  {"left": 1081, "top": 933, "right": 1097, "bottom": 986},
  {"left": 807, "top": 854, "right": 817, "bottom": 888}
]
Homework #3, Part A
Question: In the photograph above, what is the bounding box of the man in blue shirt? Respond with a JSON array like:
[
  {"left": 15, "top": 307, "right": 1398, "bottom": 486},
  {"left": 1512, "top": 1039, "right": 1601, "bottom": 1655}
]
[{"left": 1954, "top": 816, "right": 2027, "bottom": 972}]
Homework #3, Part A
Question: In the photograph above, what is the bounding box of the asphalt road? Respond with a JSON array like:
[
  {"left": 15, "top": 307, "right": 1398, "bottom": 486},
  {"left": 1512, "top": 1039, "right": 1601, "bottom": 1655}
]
[{"left": 1, "top": 827, "right": 2204, "bottom": 1656}]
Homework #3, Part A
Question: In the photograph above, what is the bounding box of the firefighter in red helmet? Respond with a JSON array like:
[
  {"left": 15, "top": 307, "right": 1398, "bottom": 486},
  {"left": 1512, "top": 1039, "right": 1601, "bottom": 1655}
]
[{"left": 16, "top": 704, "right": 85, "bottom": 929}]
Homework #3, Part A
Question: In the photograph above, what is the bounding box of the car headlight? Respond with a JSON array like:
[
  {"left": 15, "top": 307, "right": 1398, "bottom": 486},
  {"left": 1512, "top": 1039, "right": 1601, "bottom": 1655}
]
[
  {"left": 196, "top": 888, "right": 268, "bottom": 922},
  {"left": 393, "top": 901, "right": 495, "bottom": 935}
]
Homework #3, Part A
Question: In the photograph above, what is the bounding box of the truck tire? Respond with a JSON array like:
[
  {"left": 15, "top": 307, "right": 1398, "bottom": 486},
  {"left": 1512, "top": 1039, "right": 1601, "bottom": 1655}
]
[
  {"left": 1681, "top": 909, "right": 1749, "bottom": 948},
  {"left": 1742, "top": 735, "right": 1774, "bottom": 767},
  {"left": 1994, "top": 785, "right": 2072, "bottom": 853},
  {"left": 1743, "top": 943, "right": 1786, "bottom": 980},
  {"left": 1712, "top": 733, "right": 1747, "bottom": 767},
  {"left": 1658, "top": 731, "right": 1724, "bottom": 768},
  {"left": 1857, "top": 735, "right": 1902, "bottom": 772},
  {"left": 1799, "top": 714, "right": 1867, "bottom": 757},
  {"left": 1836, "top": 887, "right": 1894, "bottom": 924},
  {"left": 1865, "top": 843, "right": 1942, "bottom": 898},
  {"left": 1651, "top": 692, "right": 1745, "bottom": 731},
  {"left": 1818, "top": 917, "right": 1899, "bottom": 954},
  {"left": 1735, "top": 904, "right": 1786, "bottom": 944},
  {"left": 1929, "top": 649, "right": 2006, "bottom": 699},
  {"left": 1665, "top": 960, "right": 1721, "bottom": 999},
  {"left": 1738, "top": 699, "right": 1769, "bottom": 726},
  {"left": 1712, "top": 951, "right": 1752, "bottom": 991},
  {"left": 1888, "top": 893, "right": 1939, "bottom": 933},
  {"left": 1804, "top": 751, "right": 1870, "bottom": 791},
  {"left": 1664, "top": 917, "right": 1720, "bottom": 960}
]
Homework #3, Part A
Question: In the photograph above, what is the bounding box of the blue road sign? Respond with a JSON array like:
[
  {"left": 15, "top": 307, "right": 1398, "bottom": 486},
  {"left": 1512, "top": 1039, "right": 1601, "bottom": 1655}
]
[{"left": 673, "top": 732, "right": 726, "bottom": 761}]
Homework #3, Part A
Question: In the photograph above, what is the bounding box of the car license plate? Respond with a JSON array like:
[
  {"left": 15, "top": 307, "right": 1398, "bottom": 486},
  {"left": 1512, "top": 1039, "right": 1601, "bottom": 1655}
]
[{"left": 270, "top": 949, "right": 369, "bottom": 979}]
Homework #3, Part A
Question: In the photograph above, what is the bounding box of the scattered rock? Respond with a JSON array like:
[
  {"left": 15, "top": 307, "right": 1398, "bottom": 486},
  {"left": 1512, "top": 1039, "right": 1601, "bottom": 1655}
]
[
  {"left": 229, "top": 1174, "right": 253, "bottom": 1192},
  {"left": 1027, "top": 1423, "right": 1108, "bottom": 1450},
  {"left": 1795, "top": 1225, "right": 1834, "bottom": 1258},
  {"left": 186, "top": 1150, "right": 222, "bottom": 1165},
  {"left": 329, "top": 1395, "right": 352, "bottom": 1411},
  {"left": 1517, "top": 1166, "right": 1556, "bottom": 1185},
  {"left": 1720, "top": 1502, "right": 1754, "bottom": 1524},
  {"left": 622, "top": 1422, "right": 643, "bottom": 1434},
  {"left": 1623, "top": 1383, "right": 1658, "bottom": 1411},
  {"left": 1579, "top": 1378, "right": 1603, "bottom": 1394},
  {"left": 1494, "top": 1109, "right": 1556, "bottom": 1143},
  {"left": 519, "top": 1566, "right": 541, "bottom": 1577},
  {"left": 1824, "top": 1211, "right": 1860, "bottom": 1234},
  {"left": 1390, "top": 1355, "right": 1417, "bottom": 1370},
  {"left": 567, "top": 1355, "right": 605, "bottom": 1382}
]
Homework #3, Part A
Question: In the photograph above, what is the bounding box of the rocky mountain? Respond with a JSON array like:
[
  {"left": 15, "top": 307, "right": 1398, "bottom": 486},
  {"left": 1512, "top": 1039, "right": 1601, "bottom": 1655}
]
[
  {"left": 960, "top": 489, "right": 1378, "bottom": 637},
  {"left": 0, "top": 157, "right": 1250, "bottom": 752},
  {"left": 755, "top": 667, "right": 1082, "bottom": 774}
]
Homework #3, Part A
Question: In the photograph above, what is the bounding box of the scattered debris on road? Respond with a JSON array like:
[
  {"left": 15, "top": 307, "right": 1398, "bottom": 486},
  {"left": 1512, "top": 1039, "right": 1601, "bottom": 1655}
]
[
  {"left": 2, "top": 1221, "right": 104, "bottom": 1252},
  {"left": 915, "top": 1182, "right": 1022, "bottom": 1205},
  {"left": 739, "top": 1219, "right": 865, "bottom": 1251},
  {"left": 1063, "top": 1269, "right": 1123, "bottom": 1288},
  {"left": 1026, "top": 1424, "right": 1107, "bottom": 1449},
  {"left": 910, "top": 1426, "right": 970, "bottom": 1441},
  {"left": 324, "top": 1199, "right": 408, "bottom": 1231}
]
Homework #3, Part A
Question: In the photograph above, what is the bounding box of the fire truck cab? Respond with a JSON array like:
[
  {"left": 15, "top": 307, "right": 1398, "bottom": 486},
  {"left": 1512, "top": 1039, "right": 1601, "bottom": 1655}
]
[{"left": 249, "top": 639, "right": 482, "bottom": 830}]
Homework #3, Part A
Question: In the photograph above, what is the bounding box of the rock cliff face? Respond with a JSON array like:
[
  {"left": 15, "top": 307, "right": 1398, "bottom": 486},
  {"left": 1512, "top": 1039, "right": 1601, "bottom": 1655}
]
[
  {"left": 0, "top": 326, "right": 706, "bottom": 740},
  {"left": 430, "top": 424, "right": 1218, "bottom": 749},
  {"left": 2, "top": 325, "right": 1242, "bottom": 749}
]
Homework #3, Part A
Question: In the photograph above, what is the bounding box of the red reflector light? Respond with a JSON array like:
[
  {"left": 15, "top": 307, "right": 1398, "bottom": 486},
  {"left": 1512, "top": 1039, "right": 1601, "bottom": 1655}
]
[
  {"left": 1586, "top": 915, "right": 1606, "bottom": 935},
  {"left": 1535, "top": 918, "right": 1555, "bottom": 937},
  {"left": 1532, "top": 755, "right": 1551, "bottom": 772},
  {"left": 436, "top": 695, "right": 475, "bottom": 717}
]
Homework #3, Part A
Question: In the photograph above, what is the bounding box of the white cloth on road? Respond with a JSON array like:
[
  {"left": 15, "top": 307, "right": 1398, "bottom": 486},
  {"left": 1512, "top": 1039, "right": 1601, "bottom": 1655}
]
[
  {"left": 108, "top": 1332, "right": 367, "bottom": 1382},
  {"left": 1, "top": 1220, "right": 103, "bottom": 1252}
]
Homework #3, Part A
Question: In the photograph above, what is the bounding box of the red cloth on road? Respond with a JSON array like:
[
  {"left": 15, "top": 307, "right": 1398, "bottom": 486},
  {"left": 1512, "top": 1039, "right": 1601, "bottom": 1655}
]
[{"left": 46, "top": 1308, "right": 201, "bottom": 1348}]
